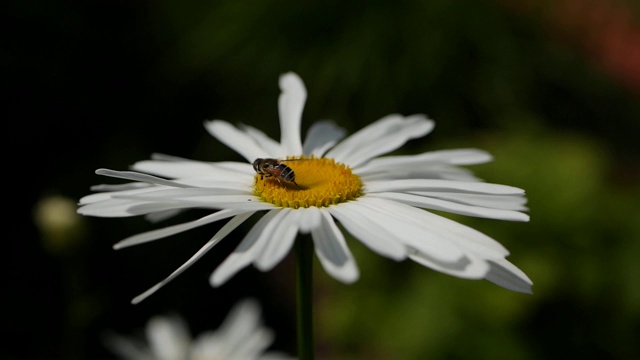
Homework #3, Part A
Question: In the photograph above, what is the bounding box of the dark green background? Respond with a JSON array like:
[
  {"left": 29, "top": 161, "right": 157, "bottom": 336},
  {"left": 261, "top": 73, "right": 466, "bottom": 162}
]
[{"left": 7, "top": 0, "right": 639, "bottom": 359}]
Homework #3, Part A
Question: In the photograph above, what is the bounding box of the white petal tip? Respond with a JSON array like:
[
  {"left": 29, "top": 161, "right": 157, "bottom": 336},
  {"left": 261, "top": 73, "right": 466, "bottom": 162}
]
[
  {"left": 508, "top": 212, "right": 530, "bottom": 222},
  {"left": 326, "top": 266, "right": 360, "bottom": 284},
  {"left": 130, "top": 290, "right": 154, "bottom": 304},
  {"left": 130, "top": 297, "right": 143, "bottom": 305},
  {"left": 209, "top": 274, "right": 224, "bottom": 288},
  {"left": 485, "top": 260, "right": 533, "bottom": 294},
  {"left": 254, "top": 262, "right": 273, "bottom": 272},
  {"left": 339, "top": 272, "right": 360, "bottom": 284},
  {"left": 203, "top": 119, "right": 222, "bottom": 128},
  {"left": 280, "top": 71, "right": 302, "bottom": 84}
]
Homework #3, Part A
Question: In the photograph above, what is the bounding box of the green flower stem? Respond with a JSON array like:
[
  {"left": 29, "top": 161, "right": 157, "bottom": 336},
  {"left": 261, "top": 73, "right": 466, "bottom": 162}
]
[{"left": 296, "top": 235, "right": 314, "bottom": 360}]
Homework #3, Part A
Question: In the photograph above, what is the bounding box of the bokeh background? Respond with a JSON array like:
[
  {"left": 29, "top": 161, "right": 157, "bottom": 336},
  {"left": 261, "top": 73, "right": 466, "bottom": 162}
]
[{"left": 7, "top": 0, "right": 640, "bottom": 359}]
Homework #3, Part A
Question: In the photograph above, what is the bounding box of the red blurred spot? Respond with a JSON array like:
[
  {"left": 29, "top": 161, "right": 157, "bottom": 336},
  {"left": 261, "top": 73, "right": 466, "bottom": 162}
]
[{"left": 498, "top": 0, "right": 640, "bottom": 96}]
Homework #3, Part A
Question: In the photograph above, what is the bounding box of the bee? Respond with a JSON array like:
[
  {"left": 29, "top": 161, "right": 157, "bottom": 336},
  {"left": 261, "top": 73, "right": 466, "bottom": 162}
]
[{"left": 252, "top": 158, "right": 300, "bottom": 187}]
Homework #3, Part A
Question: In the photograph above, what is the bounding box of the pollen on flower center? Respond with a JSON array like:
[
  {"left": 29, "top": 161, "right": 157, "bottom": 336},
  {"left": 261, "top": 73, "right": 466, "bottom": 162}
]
[{"left": 253, "top": 156, "right": 363, "bottom": 208}]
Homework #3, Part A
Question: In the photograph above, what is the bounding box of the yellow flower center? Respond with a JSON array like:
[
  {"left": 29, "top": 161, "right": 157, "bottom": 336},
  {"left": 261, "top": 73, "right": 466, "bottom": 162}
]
[{"left": 253, "top": 156, "right": 363, "bottom": 208}]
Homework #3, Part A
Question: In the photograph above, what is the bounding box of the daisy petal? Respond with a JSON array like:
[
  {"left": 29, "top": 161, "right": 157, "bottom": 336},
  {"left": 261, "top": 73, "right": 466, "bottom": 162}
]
[
  {"left": 255, "top": 209, "right": 299, "bottom": 271},
  {"left": 148, "top": 154, "right": 254, "bottom": 175},
  {"left": 425, "top": 148, "right": 493, "bottom": 165},
  {"left": 113, "top": 208, "right": 248, "bottom": 250},
  {"left": 204, "top": 120, "right": 269, "bottom": 162},
  {"left": 302, "top": 120, "right": 346, "bottom": 157},
  {"left": 356, "top": 149, "right": 493, "bottom": 175},
  {"left": 120, "top": 194, "right": 263, "bottom": 207},
  {"left": 132, "top": 160, "right": 251, "bottom": 181},
  {"left": 213, "top": 300, "right": 276, "bottom": 359},
  {"left": 365, "top": 179, "right": 525, "bottom": 195},
  {"left": 360, "top": 196, "right": 509, "bottom": 256},
  {"left": 102, "top": 332, "right": 152, "bottom": 360},
  {"left": 408, "top": 248, "right": 489, "bottom": 279},
  {"left": 355, "top": 149, "right": 494, "bottom": 181},
  {"left": 328, "top": 202, "right": 407, "bottom": 261},
  {"left": 131, "top": 160, "right": 222, "bottom": 178},
  {"left": 238, "top": 123, "right": 285, "bottom": 157},
  {"left": 176, "top": 175, "right": 255, "bottom": 188},
  {"left": 369, "top": 192, "right": 529, "bottom": 221},
  {"left": 485, "top": 258, "right": 533, "bottom": 294},
  {"left": 297, "top": 206, "right": 322, "bottom": 234},
  {"left": 78, "top": 198, "right": 158, "bottom": 218},
  {"left": 278, "top": 72, "right": 305, "bottom": 155},
  {"left": 312, "top": 210, "right": 359, "bottom": 283},
  {"left": 355, "top": 198, "right": 465, "bottom": 262},
  {"left": 147, "top": 154, "right": 255, "bottom": 175},
  {"left": 83, "top": 194, "right": 263, "bottom": 221},
  {"left": 228, "top": 328, "right": 274, "bottom": 359},
  {"left": 410, "top": 191, "right": 529, "bottom": 211},
  {"left": 325, "top": 114, "right": 434, "bottom": 167},
  {"left": 79, "top": 185, "right": 164, "bottom": 206},
  {"left": 90, "top": 182, "right": 151, "bottom": 192},
  {"left": 216, "top": 298, "right": 262, "bottom": 342},
  {"left": 207, "top": 161, "right": 254, "bottom": 173},
  {"left": 96, "top": 169, "right": 192, "bottom": 188},
  {"left": 325, "top": 114, "right": 398, "bottom": 160},
  {"left": 114, "top": 187, "right": 253, "bottom": 200},
  {"left": 131, "top": 212, "right": 254, "bottom": 304},
  {"left": 359, "top": 164, "right": 484, "bottom": 182},
  {"left": 210, "top": 209, "right": 281, "bottom": 287},
  {"left": 125, "top": 197, "right": 274, "bottom": 216},
  {"left": 340, "top": 115, "right": 434, "bottom": 167},
  {"left": 146, "top": 315, "right": 191, "bottom": 360},
  {"left": 145, "top": 209, "right": 184, "bottom": 223}
]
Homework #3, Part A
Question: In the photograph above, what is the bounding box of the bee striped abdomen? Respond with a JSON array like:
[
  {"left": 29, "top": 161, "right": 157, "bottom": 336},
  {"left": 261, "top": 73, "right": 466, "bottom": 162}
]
[{"left": 278, "top": 164, "right": 296, "bottom": 182}]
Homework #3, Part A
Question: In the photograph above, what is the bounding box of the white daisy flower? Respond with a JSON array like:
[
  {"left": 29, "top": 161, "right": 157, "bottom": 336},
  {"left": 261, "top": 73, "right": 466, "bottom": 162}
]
[
  {"left": 78, "top": 72, "right": 532, "bottom": 304},
  {"left": 104, "top": 298, "right": 294, "bottom": 360}
]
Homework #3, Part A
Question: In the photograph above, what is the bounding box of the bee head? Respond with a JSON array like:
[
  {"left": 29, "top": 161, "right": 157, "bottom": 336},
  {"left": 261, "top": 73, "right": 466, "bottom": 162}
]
[{"left": 252, "top": 158, "right": 263, "bottom": 172}]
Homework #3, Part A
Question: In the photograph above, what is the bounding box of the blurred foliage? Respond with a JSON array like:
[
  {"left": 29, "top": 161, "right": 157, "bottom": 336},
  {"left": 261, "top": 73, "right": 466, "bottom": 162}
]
[{"left": 7, "top": 0, "right": 640, "bottom": 359}]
